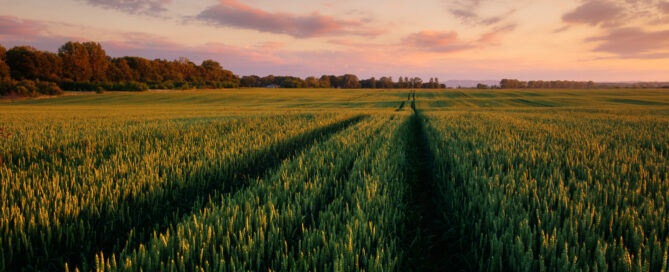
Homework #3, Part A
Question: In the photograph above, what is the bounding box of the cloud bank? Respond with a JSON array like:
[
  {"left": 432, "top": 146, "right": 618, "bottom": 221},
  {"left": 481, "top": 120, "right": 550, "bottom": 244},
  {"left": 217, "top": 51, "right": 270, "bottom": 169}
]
[
  {"left": 196, "top": 0, "right": 381, "bottom": 38},
  {"left": 80, "top": 0, "right": 171, "bottom": 15}
]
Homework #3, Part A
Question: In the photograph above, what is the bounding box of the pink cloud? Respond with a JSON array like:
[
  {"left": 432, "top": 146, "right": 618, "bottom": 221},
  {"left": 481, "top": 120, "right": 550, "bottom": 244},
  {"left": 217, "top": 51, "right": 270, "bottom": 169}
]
[
  {"left": 0, "top": 16, "right": 45, "bottom": 37},
  {"left": 660, "top": 2, "right": 669, "bottom": 12},
  {"left": 196, "top": 0, "right": 382, "bottom": 38},
  {"left": 106, "top": 32, "right": 184, "bottom": 51},
  {"left": 586, "top": 27, "right": 669, "bottom": 58},
  {"left": 445, "top": 0, "right": 517, "bottom": 26},
  {"left": 562, "top": 0, "right": 623, "bottom": 27},
  {"left": 403, "top": 31, "right": 472, "bottom": 53},
  {"left": 562, "top": 0, "right": 669, "bottom": 28},
  {"left": 403, "top": 25, "right": 514, "bottom": 53},
  {"left": 80, "top": 0, "right": 171, "bottom": 15},
  {"left": 449, "top": 9, "right": 504, "bottom": 26},
  {"left": 255, "top": 41, "right": 285, "bottom": 50},
  {"left": 477, "top": 24, "right": 516, "bottom": 44},
  {"left": 327, "top": 39, "right": 389, "bottom": 49}
]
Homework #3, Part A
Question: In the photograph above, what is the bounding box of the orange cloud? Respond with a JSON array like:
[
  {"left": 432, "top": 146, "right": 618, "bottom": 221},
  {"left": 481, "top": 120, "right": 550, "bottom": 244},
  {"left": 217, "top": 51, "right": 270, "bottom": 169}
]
[{"left": 196, "top": 0, "right": 383, "bottom": 38}]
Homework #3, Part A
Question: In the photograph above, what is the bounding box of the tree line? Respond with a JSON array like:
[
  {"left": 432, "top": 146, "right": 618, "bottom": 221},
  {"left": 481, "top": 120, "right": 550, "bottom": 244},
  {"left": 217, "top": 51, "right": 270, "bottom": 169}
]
[
  {"left": 0, "top": 41, "right": 450, "bottom": 97},
  {"left": 1, "top": 41, "right": 606, "bottom": 97},
  {"left": 0, "top": 42, "right": 239, "bottom": 97},
  {"left": 240, "top": 75, "right": 445, "bottom": 89},
  {"left": 499, "top": 79, "right": 596, "bottom": 89}
]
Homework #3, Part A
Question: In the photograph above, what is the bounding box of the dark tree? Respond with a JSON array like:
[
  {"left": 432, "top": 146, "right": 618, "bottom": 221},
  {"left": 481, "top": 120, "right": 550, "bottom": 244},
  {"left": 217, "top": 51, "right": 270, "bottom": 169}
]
[
  {"left": 241, "top": 75, "right": 261, "bottom": 87},
  {"left": 279, "top": 77, "right": 305, "bottom": 88},
  {"left": 378, "top": 77, "right": 393, "bottom": 88},
  {"left": 107, "top": 58, "right": 134, "bottom": 81},
  {"left": 318, "top": 75, "right": 331, "bottom": 88},
  {"left": 261, "top": 75, "right": 275, "bottom": 87},
  {"left": 6, "top": 46, "right": 40, "bottom": 80},
  {"left": 305, "top": 76, "right": 319, "bottom": 88},
  {"left": 411, "top": 77, "right": 423, "bottom": 88},
  {"left": 340, "top": 74, "right": 360, "bottom": 89},
  {"left": 200, "top": 60, "right": 225, "bottom": 81},
  {"left": 124, "top": 57, "right": 159, "bottom": 82},
  {"left": 360, "top": 77, "right": 378, "bottom": 88}
]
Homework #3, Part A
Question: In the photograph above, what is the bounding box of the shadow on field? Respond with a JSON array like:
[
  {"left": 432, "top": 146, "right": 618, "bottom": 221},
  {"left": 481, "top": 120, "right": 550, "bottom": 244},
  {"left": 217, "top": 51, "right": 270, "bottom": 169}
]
[
  {"left": 396, "top": 101, "right": 406, "bottom": 111},
  {"left": 13, "top": 115, "right": 367, "bottom": 272},
  {"left": 403, "top": 109, "right": 470, "bottom": 272}
]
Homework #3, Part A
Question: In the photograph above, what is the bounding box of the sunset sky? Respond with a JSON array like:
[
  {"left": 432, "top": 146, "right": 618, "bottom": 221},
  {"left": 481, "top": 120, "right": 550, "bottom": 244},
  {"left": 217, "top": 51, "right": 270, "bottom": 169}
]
[{"left": 2, "top": 0, "right": 669, "bottom": 81}]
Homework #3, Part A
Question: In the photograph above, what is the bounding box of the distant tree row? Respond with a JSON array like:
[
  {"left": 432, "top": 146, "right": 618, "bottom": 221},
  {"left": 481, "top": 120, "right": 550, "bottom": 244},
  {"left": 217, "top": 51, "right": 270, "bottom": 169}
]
[
  {"left": 240, "top": 74, "right": 361, "bottom": 89},
  {"left": 500, "top": 79, "right": 596, "bottom": 89},
  {"left": 241, "top": 75, "right": 445, "bottom": 89}
]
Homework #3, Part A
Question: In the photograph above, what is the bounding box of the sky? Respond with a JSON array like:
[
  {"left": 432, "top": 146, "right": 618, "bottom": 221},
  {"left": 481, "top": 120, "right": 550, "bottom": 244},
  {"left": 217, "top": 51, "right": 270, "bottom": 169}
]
[{"left": 1, "top": 0, "right": 669, "bottom": 81}]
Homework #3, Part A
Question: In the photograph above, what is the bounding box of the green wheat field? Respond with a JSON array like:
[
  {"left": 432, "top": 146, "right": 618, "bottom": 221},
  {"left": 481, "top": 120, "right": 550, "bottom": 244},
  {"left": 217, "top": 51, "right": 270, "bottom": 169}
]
[{"left": 1, "top": 88, "right": 668, "bottom": 271}]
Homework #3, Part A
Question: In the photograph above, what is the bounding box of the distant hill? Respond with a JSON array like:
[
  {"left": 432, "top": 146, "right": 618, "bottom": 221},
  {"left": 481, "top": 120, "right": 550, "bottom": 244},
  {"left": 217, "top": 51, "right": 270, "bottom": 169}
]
[{"left": 444, "top": 80, "right": 499, "bottom": 88}]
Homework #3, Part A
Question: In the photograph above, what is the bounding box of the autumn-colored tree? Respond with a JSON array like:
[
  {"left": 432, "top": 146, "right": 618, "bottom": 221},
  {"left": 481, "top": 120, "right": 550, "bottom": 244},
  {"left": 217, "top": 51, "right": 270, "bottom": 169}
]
[
  {"left": 82, "top": 42, "right": 108, "bottom": 81},
  {"left": 0, "top": 44, "right": 9, "bottom": 80},
  {"left": 0, "top": 61, "right": 8, "bottom": 80},
  {"left": 59, "top": 42, "right": 92, "bottom": 81},
  {"left": 106, "top": 58, "right": 134, "bottom": 81},
  {"left": 200, "top": 60, "right": 225, "bottom": 81},
  {"left": 153, "top": 59, "right": 183, "bottom": 82},
  {"left": 0, "top": 44, "right": 6, "bottom": 61},
  {"left": 37, "top": 52, "right": 63, "bottom": 81},
  {"left": 175, "top": 57, "right": 197, "bottom": 81},
  {"left": 124, "top": 56, "right": 159, "bottom": 82}
]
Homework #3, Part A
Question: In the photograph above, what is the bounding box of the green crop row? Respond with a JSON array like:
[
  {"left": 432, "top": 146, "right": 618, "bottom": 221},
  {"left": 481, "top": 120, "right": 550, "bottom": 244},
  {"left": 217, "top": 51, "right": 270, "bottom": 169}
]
[
  {"left": 89, "top": 113, "right": 413, "bottom": 271},
  {"left": 0, "top": 112, "right": 361, "bottom": 271},
  {"left": 424, "top": 111, "right": 669, "bottom": 271}
]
